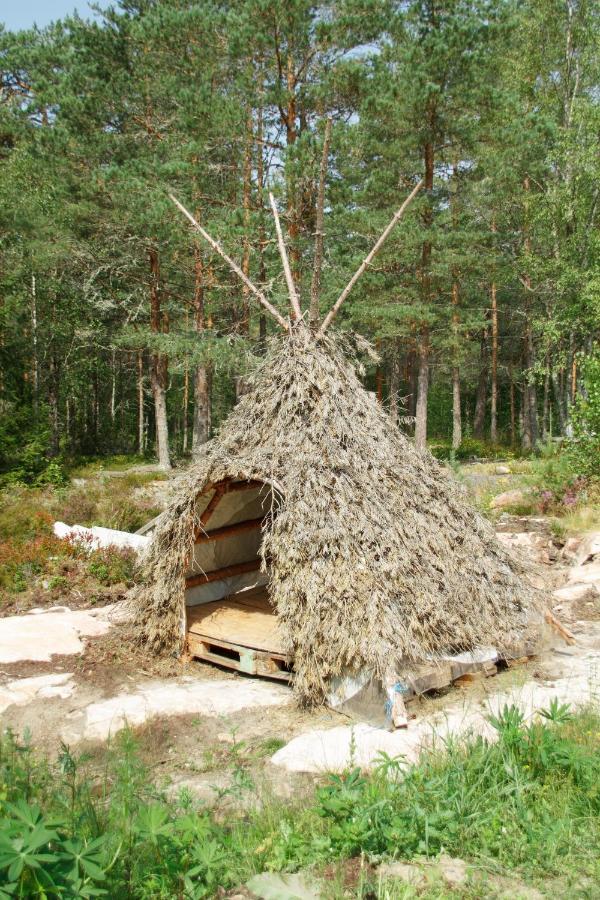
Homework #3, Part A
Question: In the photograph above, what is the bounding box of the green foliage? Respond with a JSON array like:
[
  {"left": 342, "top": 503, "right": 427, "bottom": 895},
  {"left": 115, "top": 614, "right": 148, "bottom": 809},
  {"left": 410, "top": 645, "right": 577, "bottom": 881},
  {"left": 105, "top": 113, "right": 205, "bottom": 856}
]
[
  {"left": 0, "top": 0, "right": 597, "bottom": 467},
  {"left": 86, "top": 548, "right": 136, "bottom": 588},
  {"left": 567, "top": 351, "right": 600, "bottom": 477},
  {"left": 2, "top": 707, "right": 600, "bottom": 895},
  {"left": 428, "top": 437, "right": 516, "bottom": 461}
]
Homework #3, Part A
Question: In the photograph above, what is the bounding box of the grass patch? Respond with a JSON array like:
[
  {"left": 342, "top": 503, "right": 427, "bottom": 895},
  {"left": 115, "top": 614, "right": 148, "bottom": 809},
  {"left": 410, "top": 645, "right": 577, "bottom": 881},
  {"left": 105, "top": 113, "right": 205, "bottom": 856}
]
[
  {"left": 1, "top": 703, "right": 600, "bottom": 896},
  {"left": 67, "top": 454, "right": 152, "bottom": 478}
]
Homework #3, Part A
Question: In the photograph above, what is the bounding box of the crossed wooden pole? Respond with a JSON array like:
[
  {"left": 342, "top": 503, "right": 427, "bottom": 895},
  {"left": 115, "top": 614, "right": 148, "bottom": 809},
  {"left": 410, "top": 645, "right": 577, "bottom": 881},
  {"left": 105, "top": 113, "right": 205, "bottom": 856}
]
[{"left": 169, "top": 175, "right": 423, "bottom": 335}]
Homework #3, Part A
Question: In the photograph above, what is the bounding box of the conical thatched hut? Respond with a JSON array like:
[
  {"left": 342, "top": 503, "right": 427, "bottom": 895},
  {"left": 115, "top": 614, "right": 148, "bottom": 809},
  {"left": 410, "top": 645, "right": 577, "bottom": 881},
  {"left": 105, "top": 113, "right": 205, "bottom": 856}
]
[
  {"left": 137, "top": 327, "right": 541, "bottom": 703},
  {"left": 135, "top": 183, "right": 542, "bottom": 706}
]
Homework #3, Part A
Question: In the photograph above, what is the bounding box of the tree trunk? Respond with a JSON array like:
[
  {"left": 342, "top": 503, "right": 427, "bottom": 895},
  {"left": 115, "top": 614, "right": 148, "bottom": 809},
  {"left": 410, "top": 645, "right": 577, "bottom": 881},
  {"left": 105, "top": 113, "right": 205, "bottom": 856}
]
[
  {"left": 110, "top": 348, "right": 117, "bottom": 426},
  {"left": 451, "top": 278, "right": 461, "bottom": 449},
  {"left": 182, "top": 359, "right": 189, "bottom": 454},
  {"left": 524, "top": 322, "right": 538, "bottom": 448},
  {"left": 522, "top": 177, "right": 538, "bottom": 449},
  {"left": 414, "top": 332, "right": 429, "bottom": 450},
  {"left": 407, "top": 344, "right": 417, "bottom": 417},
  {"left": 310, "top": 117, "right": 332, "bottom": 327},
  {"left": 240, "top": 108, "right": 253, "bottom": 335},
  {"left": 137, "top": 350, "right": 144, "bottom": 455},
  {"left": 551, "top": 370, "right": 567, "bottom": 434},
  {"left": 473, "top": 329, "right": 490, "bottom": 439},
  {"left": 31, "top": 274, "right": 39, "bottom": 420},
  {"left": 490, "top": 281, "right": 498, "bottom": 444},
  {"left": 415, "top": 137, "right": 434, "bottom": 450},
  {"left": 452, "top": 366, "right": 461, "bottom": 450},
  {"left": 542, "top": 353, "right": 550, "bottom": 441},
  {"left": 285, "top": 51, "right": 300, "bottom": 286},
  {"left": 192, "top": 240, "right": 211, "bottom": 453},
  {"left": 47, "top": 355, "right": 60, "bottom": 458},
  {"left": 388, "top": 348, "right": 400, "bottom": 426},
  {"left": 509, "top": 364, "right": 516, "bottom": 446},
  {"left": 149, "top": 247, "right": 171, "bottom": 469}
]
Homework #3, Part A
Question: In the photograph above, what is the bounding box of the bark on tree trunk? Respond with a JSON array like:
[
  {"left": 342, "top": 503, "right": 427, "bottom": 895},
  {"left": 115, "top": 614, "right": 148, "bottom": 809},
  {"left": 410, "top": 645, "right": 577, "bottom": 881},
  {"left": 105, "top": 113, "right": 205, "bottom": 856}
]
[
  {"left": 110, "top": 348, "right": 116, "bottom": 426},
  {"left": 542, "top": 353, "right": 550, "bottom": 440},
  {"left": 552, "top": 370, "right": 567, "bottom": 434},
  {"left": 285, "top": 51, "right": 300, "bottom": 288},
  {"left": 451, "top": 277, "right": 461, "bottom": 450},
  {"left": 415, "top": 331, "right": 429, "bottom": 450},
  {"left": 192, "top": 240, "right": 211, "bottom": 453},
  {"left": 256, "top": 66, "right": 268, "bottom": 352},
  {"left": 240, "top": 108, "right": 253, "bottom": 335},
  {"left": 473, "top": 329, "right": 490, "bottom": 439},
  {"left": 137, "top": 350, "right": 144, "bottom": 455},
  {"left": 407, "top": 345, "right": 417, "bottom": 418},
  {"left": 47, "top": 355, "right": 60, "bottom": 458},
  {"left": 415, "top": 137, "right": 434, "bottom": 450},
  {"left": 182, "top": 359, "right": 189, "bottom": 454},
  {"left": 490, "top": 281, "right": 498, "bottom": 444},
  {"left": 509, "top": 364, "right": 516, "bottom": 446},
  {"left": 310, "top": 117, "right": 332, "bottom": 327},
  {"left": 149, "top": 247, "right": 171, "bottom": 470},
  {"left": 524, "top": 322, "right": 538, "bottom": 448},
  {"left": 522, "top": 178, "right": 538, "bottom": 449},
  {"left": 31, "top": 274, "right": 39, "bottom": 420},
  {"left": 452, "top": 366, "right": 461, "bottom": 450},
  {"left": 388, "top": 349, "right": 400, "bottom": 427}
]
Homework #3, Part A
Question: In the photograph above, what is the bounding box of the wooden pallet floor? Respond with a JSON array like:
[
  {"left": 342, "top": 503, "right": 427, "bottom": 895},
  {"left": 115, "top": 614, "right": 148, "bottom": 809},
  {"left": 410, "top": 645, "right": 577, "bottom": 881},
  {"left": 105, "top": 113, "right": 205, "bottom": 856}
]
[{"left": 186, "top": 587, "right": 292, "bottom": 681}]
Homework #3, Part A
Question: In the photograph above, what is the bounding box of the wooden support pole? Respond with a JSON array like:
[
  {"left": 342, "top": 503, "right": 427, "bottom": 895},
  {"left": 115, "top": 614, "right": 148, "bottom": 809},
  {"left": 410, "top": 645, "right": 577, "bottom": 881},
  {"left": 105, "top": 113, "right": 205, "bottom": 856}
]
[
  {"left": 545, "top": 610, "right": 575, "bottom": 645},
  {"left": 268, "top": 192, "right": 303, "bottom": 322},
  {"left": 194, "top": 480, "right": 265, "bottom": 539},
  {"left": 169, "top": 194, "right": 289, "bottom": 331},
  {"left": 186, "top": 558, "right": 261, "bottom": 588},
  {"left": 318, "top": 179, "right": 424, "bottom": 336},
  {"left": 195, "top": 516, "right": 264, "bottom": 544}
]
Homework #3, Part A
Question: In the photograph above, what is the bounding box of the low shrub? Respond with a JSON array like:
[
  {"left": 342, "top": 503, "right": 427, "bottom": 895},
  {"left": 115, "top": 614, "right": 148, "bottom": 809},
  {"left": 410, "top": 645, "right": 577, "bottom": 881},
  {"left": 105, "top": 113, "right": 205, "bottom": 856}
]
[
  {"left": 429, "top": 437, "right": 517, "bottom": 461},
  {"left": 528, "top": 440, "right": 599, "bottom": 516},
  {"left": 1, "top": 704, "right": 600, "bottom": 896},
  {"left": 0, "top": 533, "right": 75, "bottom": 594},
  {"left": 87, "top": 547, "right": 136, "bottom": 587}
]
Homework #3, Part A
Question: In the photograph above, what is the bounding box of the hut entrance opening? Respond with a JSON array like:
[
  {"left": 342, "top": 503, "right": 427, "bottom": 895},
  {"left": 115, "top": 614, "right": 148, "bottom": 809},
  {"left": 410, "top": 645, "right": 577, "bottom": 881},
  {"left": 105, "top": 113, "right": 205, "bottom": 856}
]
[{"left": 184, "top": 479, "right": 291, "bottom": 681}]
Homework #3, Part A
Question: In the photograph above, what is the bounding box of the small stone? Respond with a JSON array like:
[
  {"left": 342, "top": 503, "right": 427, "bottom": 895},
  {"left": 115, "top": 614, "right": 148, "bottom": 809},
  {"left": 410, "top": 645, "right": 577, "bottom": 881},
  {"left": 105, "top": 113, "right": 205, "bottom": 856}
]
[
  {"left": 553, "top": 583, "right": 598, "bottom": 602},
  {"left": 377, "top": 861, "right": 425, "bottom": 885},
  {"left": 576, "top": 531, "right": 600, "bottom": 565},
  {"left": 217, "top": 732, "right": 236, "bottom": 744},
  {"left": 495, "top": 465, "right": 511, "bottom": 475},
  {"left": 562, "top": 536, "right": 582, "bottom": 561},
  {"left": 437, "top": 854, "right": 468, "bottom": 888},
  {"left": 490, "top": 489, "right": 526, "bottom": 510}
]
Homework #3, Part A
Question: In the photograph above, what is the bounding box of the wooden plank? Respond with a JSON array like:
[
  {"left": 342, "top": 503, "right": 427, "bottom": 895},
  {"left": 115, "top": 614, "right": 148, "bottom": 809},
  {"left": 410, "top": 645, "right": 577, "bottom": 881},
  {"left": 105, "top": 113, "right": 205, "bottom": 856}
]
[
  {"left": 185, "top": 559, "right": 261, "bottom": 588},
  {"left": 407, "top": 663, "right": 453, "bottom": 695},
  {"left": 195, "top": 516, "right": 264, "bottom": 544},
  {"left": 187, "top": 633, "right": 291, "bottom": 682},
  {"left": 187, "top": 594, "right": 285, "bottom": 654}
]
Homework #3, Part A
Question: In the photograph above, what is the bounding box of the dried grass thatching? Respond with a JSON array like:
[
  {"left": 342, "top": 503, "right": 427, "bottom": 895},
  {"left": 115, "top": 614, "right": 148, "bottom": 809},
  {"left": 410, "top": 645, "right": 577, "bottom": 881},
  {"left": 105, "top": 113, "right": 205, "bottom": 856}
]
[{"left": 135, "top": 327, "right": 541, "bottom": 704}]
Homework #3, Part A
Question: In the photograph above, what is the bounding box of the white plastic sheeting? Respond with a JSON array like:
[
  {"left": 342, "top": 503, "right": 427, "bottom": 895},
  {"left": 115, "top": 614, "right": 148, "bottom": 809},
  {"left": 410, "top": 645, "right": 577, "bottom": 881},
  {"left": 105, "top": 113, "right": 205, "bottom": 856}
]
[
  {"left": 54, "top": 522, "right": 149, "bottom": 554},
  {"left": 186, "top": 481, "right": 276, "bottom": 606}
]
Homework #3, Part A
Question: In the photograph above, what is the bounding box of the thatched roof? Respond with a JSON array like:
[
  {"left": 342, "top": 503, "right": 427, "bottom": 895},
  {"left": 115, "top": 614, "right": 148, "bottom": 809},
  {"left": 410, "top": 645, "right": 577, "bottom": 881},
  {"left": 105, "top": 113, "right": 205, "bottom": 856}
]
[{"left": 135, "top": 327, "right": 541, "bottom": 704}]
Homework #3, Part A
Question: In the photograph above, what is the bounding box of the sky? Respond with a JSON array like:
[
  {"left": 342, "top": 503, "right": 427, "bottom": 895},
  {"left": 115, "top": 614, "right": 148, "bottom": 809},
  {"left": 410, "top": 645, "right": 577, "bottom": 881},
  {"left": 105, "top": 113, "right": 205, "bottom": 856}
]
[{"left": 1, "top": 0, "right": 110, "bottom": 31}]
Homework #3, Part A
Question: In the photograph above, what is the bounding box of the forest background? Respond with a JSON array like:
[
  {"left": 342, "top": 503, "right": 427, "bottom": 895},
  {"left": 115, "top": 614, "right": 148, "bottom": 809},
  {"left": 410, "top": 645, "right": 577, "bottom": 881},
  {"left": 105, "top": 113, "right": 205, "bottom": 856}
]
[{"left": 0, "top": 0, "right": 598, "bottom": 480}]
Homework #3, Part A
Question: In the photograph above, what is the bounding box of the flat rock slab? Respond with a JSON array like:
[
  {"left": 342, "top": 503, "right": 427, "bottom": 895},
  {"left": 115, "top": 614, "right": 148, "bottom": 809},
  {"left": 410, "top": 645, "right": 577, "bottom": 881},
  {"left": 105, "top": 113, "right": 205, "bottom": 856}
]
[
  {"left": 0, "top": 606, "right": 115, "bottom": 663},
  {"left": 272, "top": 647, "right": 600, "bottom": 773},
  {"left": 0, "top": 673, "right": 75, "bottom": 714},
  {"left": 62, "top": 677, "right": 290, "bottom": 743},
  {"left": 568, "top": 561, "right": 600, "bottom": 586}
]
